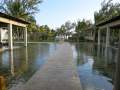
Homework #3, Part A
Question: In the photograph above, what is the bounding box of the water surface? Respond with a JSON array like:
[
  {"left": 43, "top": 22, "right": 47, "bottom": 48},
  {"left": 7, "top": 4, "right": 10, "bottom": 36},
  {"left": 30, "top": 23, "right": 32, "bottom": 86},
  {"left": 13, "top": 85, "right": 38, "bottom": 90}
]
[
  {"left": 0, "top": 43, "right": 58, "bottom": 89},
  {"left": 72, "top": 42, "right": 116, "bottom": 90}
]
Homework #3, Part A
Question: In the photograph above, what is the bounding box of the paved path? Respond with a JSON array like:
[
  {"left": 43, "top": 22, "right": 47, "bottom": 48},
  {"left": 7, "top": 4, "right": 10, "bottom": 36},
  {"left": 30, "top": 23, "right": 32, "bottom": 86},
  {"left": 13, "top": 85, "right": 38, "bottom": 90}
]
[{"left": 10, "top": 43, "right": 82, "bottom": 90}]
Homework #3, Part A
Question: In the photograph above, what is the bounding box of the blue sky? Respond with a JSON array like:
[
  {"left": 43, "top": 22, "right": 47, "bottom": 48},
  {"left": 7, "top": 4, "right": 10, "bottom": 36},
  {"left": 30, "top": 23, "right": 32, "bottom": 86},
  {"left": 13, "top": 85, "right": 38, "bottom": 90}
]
[{"left": 35, "top": 0, "right": 119, "bottom": 29}]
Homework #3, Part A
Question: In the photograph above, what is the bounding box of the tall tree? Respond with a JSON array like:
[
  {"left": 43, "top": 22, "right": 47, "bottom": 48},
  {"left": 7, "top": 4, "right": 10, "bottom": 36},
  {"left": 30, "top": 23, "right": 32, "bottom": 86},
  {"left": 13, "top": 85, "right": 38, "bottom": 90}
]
[
  {"left": 75, "top": 19, "right": 92, "bottom": 33},
  {"left": 64, "top": 21, "right": 76, "bottom": 39},
  {"left": 56, "top": 21, "right": 75, "bottom": 40},
  {"left": 0, "top": 0, "right": 42, "bottom": 20},
  {"left": 75, "top": 19, "right": 92, "bottom": 42}
]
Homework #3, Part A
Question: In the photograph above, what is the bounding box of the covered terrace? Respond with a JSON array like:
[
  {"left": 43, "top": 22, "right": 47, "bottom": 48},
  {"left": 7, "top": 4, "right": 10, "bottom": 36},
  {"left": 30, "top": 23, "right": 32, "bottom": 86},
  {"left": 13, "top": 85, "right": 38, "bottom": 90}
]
[
  {"left": 96, "top": 15, "right": 120, "bottom": 48},
  {"left": 83, "top": 25, "right": 96, "bottom": 42},
  {"left": 0, "top": 12, "right": 30, "bottom": 50}
]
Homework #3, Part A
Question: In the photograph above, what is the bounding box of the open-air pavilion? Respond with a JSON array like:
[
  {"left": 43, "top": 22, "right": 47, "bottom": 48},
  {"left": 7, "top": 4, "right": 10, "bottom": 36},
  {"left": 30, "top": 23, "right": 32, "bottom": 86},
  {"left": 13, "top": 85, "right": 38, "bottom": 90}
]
[
  {"left": 0, "top": 12, "right": 30, "bottom": 50},
  {"left": 83, "top": 26, "right": 96, "bottom": 42},
  {"left": 96, "top": 15, "right": 120, "bottom": 48}
]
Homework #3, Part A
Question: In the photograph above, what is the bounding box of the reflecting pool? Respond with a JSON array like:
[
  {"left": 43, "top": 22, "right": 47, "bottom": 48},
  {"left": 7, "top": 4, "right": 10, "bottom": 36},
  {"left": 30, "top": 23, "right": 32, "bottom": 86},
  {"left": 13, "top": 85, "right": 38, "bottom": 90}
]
[
  {"left": 72, "top": 42, "right": 117, "bottom": 90},
  {"left": 0, "top": 43, "right": 58, "bottom": 89}
]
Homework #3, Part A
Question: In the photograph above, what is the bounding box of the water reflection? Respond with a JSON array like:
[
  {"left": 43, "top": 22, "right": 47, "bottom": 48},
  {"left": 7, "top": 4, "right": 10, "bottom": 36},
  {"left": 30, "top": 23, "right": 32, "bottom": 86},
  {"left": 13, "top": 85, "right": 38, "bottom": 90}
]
[
  {"left": 0, "top": 76, "right": 6, "bottom": 90},
  {"left": 94, "top": 45, "right": 115, "bottom": 82},
  {"left": 25, "top": 47, "right": 28, "bottom": 70},
  {"left": 0, "top": 43, "right": 58, "bottom": 90},
  {"left": 97, "top": 45, "right": 100, "bottom": 59},
  {"left": 9, "top": 50, "right": 14, "bottom": 77},
  {"left": 72, "top": 43, "right": 116, "bottom": 90}
]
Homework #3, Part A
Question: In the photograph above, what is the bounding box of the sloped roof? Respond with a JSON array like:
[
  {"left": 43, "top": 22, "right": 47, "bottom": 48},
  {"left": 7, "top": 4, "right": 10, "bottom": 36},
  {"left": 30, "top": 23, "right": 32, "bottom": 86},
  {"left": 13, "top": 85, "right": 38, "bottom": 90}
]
[
  {"left": 0, "top": 12, "right": 30, "bottom": 24},
  {"left": 96, "top": 15, "right": 120, "bottom": 27}
]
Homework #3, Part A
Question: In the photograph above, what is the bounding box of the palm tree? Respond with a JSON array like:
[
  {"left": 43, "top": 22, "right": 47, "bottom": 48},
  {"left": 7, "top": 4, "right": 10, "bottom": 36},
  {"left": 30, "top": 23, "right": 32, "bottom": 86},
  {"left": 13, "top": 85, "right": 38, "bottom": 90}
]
[
  {"left": 0, "top": 0, "right": 42, "bottom": 41},
  {"left": 0, "top": 0, "right": 42, "bottom": 20}
]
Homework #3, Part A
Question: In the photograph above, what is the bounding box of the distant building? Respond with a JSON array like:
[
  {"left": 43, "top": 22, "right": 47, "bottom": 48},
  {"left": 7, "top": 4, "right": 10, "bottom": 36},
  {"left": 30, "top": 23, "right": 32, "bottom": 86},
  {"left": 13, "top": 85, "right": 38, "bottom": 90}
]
[{"left": 56, "top": 35, "right": 64, "bottom": 41}]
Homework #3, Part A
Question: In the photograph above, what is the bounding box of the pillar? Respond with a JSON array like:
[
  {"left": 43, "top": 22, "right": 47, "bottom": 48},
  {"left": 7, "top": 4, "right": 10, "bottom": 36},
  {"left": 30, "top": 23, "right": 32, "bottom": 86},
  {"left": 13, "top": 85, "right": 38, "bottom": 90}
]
[
  {"left": 119, "top": 29, "right": 120, "bottom": 41},
  {"left": 0, "top": 29, "right": 2, "bottom": 43},
  {"left": 24, "top": 27, "right": 27, "bottom": 46},
  {"left": 114, "top": 40, "right": 120, "bottom": 90},
  {"left": 106, "top": 26, "right": 110, "bottom": 47},
  {"left": 8, "top": 23, "right": 13, "bottom": 50},
  {"left": 114, "top": 30, "right": 120, "bottom": 90},
  {"left": 98, "top": 29, "right": 101, "bottom": 45},
  {"left": 93, "top": 30, "right": 95, "bottom": 42},
  {"left": 9, "top": 50, "right": 14, "bottom": 76}
]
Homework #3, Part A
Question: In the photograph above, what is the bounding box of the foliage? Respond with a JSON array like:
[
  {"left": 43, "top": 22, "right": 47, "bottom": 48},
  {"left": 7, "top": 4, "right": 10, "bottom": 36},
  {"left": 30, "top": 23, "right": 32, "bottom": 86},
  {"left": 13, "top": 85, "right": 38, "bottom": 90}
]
[
  {"left": 0, "top": 0, "right": 42, "bottom": 20},
  {"left": 75, "top": 19, "right": 92, "bottom": 33},
  {"left": 94, "top": 0, "right": 120, "bottom": 23},
  {"left": 68, "top": 19, "right": 92, "bottom": 42},
  {"left": 94, "top": 0, "right": 120, "bottom": 45},
  {"left": 0, "top": 0, "right": 42, "bottom": 41},
  {"left": 56, "top": 21, "right": 75, "bottom": 39},
  {"left": 29, "top": 25, "right": 57, "bottom": 41}
]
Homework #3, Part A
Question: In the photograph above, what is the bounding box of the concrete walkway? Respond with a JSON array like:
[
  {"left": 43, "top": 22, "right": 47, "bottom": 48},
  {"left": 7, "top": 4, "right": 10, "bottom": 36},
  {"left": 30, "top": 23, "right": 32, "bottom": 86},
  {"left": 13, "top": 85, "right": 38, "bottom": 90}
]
[{"left": 10, "top": 43, "right": 82, "bottom": 90}]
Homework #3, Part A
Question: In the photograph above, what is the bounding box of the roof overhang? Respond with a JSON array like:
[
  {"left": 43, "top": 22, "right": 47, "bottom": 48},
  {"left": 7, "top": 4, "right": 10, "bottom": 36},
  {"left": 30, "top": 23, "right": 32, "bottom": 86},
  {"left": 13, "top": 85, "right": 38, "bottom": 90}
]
[
  {"left": 96, "top": 15, "right": 120, "bottom": 29},
  {"left": 0, "top": 12, "right": 30, "bottom": 27}
]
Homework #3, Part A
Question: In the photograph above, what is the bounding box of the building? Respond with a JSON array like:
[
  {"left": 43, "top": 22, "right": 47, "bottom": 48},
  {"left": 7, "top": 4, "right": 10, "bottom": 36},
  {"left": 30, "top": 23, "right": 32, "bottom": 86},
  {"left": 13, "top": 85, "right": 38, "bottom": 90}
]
[{"left": 0, "top": 12, "right": 30, "bottom": 49}]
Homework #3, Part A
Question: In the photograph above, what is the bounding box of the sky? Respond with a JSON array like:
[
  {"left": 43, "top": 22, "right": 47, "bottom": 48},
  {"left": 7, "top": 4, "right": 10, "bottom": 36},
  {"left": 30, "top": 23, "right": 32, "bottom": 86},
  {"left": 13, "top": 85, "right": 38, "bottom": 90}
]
[{"left": 35, "top": 0, "right": 120, "bottom": 29}]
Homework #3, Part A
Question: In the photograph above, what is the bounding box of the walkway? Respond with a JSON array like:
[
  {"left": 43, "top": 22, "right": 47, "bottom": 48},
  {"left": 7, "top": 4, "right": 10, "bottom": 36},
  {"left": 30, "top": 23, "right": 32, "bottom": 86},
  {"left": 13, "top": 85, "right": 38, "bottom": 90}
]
[{"left": 10, "top": 43, "right": 82, "bottom": 90}]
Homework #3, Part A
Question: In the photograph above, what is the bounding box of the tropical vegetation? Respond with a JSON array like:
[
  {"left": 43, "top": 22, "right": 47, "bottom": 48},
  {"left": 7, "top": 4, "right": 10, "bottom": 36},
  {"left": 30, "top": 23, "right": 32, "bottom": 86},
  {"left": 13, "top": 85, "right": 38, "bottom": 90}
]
[{"left": 0, "top": 0, "right": 120, "bottom": 42}]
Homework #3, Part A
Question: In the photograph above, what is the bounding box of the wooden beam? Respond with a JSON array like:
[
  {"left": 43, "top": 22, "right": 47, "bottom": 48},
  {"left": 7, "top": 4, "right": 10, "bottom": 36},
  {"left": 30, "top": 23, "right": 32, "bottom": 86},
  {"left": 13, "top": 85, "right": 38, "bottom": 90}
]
[
  {"left": 99, "top": 20, "right": 120, "bottom": 29},
  {"left": 0, "top": 17, "right": 27, "bottom": 27}
]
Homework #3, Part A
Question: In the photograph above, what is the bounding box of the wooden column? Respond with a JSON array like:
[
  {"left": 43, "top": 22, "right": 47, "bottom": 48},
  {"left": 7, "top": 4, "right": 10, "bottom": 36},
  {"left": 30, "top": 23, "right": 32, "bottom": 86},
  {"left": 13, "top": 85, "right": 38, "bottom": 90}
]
[
  {"left": 114, "top": 40, "right": 120, "bottom": 90},
  {"left": 98, "top": 29, "right": 101, "bottom": 45},
  {"left": 106, "top": 26, "right": 110, "bottom": 47},
  {"left": 24, "top": 27, "right": 27, "bottom": 46},
  {"left": 114, "top": 29, "right": 120, "bottom": 90},
  {"left": 8, "top": 23, "right": 13, "bottom": 50},
  {"left": 0, "top": 29, "right": 2, "bottom": 43}
]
